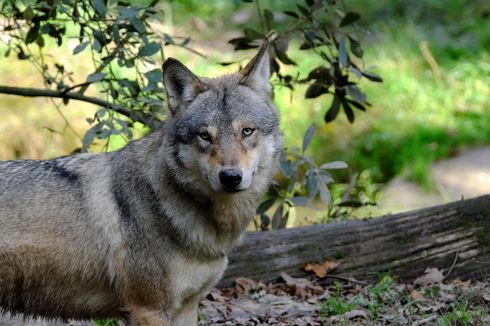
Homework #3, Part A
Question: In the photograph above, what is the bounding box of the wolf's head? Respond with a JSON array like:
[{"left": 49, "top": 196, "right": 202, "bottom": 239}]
[{"left": 161, "top": 45, "right": 283, "bottom": 196}]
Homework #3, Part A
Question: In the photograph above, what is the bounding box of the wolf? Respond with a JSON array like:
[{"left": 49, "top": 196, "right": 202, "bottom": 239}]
[{"left": 0, "top": 44, "right": 283, "bottom": 325}]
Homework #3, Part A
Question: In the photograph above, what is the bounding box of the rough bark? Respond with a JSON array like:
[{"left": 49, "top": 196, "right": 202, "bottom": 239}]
[{"left": 220, "top": 195, "right": 490, "bottom": 287}]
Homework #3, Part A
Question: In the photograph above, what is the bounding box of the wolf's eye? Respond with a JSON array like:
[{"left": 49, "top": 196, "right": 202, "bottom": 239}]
[
  {"left": 198, "top": 131, "right": 211, "bottom": 142},
  {"left": 242, "top": 128, "right": 255, "bottom": 138}
]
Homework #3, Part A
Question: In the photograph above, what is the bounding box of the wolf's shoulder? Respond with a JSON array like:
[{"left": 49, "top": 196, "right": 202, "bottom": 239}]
[{"left": 0, "top": 152, "right": 104, "bottom": 184}]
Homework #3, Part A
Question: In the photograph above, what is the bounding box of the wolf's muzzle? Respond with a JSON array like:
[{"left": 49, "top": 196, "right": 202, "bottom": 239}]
[{"left": 219, "top": 169, "right": 243, "bottom": 190}]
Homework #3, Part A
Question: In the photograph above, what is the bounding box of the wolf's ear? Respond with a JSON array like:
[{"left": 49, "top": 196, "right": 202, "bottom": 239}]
[
  {"left": 240, "top": 43, "right": 272, "bottom": 98},
  {"left": 162, "top": 58, "right": 206, "bottom": 114}
]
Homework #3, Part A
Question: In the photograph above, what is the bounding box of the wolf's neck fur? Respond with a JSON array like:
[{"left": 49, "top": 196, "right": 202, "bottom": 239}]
[{"left": 129, "top": 130, "right": 263, "bottom": 259}]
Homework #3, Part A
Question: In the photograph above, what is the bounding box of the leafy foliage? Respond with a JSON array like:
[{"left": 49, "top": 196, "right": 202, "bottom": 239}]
[
  {"left": 256, "top": 124, "right": 380, "bottom": 230},
  {"left": 228, "top": 0, "right": 383, "bottom": 124},
  {"left": 1, "top": 0, "right": 175, "bottom": 150}
]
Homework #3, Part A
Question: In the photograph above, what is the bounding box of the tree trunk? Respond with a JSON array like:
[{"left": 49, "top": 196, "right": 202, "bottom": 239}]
[{"left": 220, "top": 195, "right": 490, "bottom": 287}]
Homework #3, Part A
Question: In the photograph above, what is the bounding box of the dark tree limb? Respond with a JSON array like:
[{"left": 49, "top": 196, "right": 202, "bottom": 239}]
[
  {"left": 220, "top": 195, "right": 490, "bottom": 287},
  {"left": 0, "top": 85, "right": 152, "bottom": 125}
]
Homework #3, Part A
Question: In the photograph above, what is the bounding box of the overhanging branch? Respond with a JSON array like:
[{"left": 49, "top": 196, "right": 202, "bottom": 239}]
[{"left": 0, "top": 85, "right": 152, "bottom": 126}]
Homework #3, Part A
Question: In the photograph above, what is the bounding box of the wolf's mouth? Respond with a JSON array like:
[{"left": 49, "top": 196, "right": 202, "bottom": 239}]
[{"left": 222, "top": 187, "right": 244, "bottom": 193}]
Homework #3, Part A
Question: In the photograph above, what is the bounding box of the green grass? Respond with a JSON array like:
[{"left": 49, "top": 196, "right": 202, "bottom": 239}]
[{"left": 437, "top": 301, "right": 488, "bottom": 326}]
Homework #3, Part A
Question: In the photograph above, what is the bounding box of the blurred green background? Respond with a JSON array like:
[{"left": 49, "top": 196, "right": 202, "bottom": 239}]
[{"left": 0, "top": 0, "right": 489, "bottom": 215}]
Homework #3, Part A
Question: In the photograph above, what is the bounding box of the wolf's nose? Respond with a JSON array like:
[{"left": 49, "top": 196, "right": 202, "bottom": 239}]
[{"left": 219, "top": 169, "right": 243, "bottom": 189}]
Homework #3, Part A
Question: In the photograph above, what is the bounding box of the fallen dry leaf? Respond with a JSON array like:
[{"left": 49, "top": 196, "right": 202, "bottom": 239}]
[
  {"left": 280, "top": 272, "right": 323, "bottom": 298},
  {"left": 234, "top": 277, "right": 258, "bottom": 295},
  {"left": 413, "top": 268, "right": 444, "bottom": 285},
  {"left": 304, "top": 260, "right": 340, "bottom": 278},
  {"left": 483, "top": 289, "right": 490, "bottom": 303},
  {"left": 410, "top": 290, "right": 424, "bottom": 301},
  {"left": 207, "top": 291, "right": 227, "bottom": 303},
  {"left": 452, "top": 278, "right": 471, "bottom": 288},
  {"left": 344, "top": 309, "right": 369, "bottom": 319}
]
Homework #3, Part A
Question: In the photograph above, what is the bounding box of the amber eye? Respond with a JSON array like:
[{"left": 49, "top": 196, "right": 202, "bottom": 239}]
[
  {"left": 242, "top": 128, "right": 255, "bottom": 138},
  {"left": 198, "top": 131, "right": 211, "bottom": 141}
]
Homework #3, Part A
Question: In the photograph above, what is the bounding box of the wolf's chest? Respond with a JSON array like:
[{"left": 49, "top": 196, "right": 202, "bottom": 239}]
[{"left": 169, "top": 255, "right": 227, "bottom": 307}]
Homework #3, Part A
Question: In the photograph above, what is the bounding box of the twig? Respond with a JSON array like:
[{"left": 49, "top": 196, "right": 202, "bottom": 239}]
[
  {"left": 0, "top": 85, "right": 154, "bottom": 126},
  {"left": 443, "top": 248, "right": 460, "bottom": 281},
  {"left": 412, "top": 314, "right": 438, "bottom": 326},
  {"left": 419, "top": 41, "right": 444, "bottom": 85},
  {"left": 322, "top": 274, "right": 370, "bottom": 286}
]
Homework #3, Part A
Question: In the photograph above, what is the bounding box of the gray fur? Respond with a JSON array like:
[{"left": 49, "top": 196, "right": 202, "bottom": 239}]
[{"left": 0, "top": 45, "right": 283, "bottom": 325}]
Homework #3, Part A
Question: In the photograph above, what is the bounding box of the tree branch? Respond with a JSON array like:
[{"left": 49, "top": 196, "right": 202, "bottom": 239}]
[{"left": 0, "top": 85, "right": 154, "bottom": 126}]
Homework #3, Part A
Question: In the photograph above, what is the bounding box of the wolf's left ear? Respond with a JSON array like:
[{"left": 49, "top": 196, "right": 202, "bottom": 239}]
[
  {"left": 162, "top": 58, "right": 206, "bottom": 114},
  {"left": 240, "top": 43, "right": 272, "bottom": 98}
]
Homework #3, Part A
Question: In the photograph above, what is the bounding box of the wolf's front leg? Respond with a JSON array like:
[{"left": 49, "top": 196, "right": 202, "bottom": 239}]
[
  {"left": 172, "top": 301, "right": 199, "bottom": 326},
  {"left": 126, "top": 307, "right": 170, "bottom": 326}
]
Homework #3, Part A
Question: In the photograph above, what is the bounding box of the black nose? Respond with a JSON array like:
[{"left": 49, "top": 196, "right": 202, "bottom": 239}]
[{"left": 219, "top": 169, "right": 243, "bottom": 189}]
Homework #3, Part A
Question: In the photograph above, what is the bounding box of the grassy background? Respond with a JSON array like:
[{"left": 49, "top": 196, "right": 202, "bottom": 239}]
[{"left": 0, "top": 0, "right": 488, "bottom": 190}]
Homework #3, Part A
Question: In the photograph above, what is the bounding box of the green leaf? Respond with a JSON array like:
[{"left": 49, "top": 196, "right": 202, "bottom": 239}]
[
  {"left": 271, "top": 203, "right": 284, "bottom": 229},
  {"left": 91, "top": 0, "right": 106, "bottom": 18},
  {"left": 297, "top": 4, "right": 310, "bottom": 17},
  {"left": 263, "top": 9, "right": 273, "bottom": 30},
  {"left": 306, "top": 169, "right": 319, "bottom": 198},
  {"left": 22, "top": 6, "right": 35, "bottom": 20},
  {"left": 243, "top": 28, "right": 262, "bottom": 39},
  {"left": 342, "top": 98, "right": 355, "bottom": 123},
  {"left": 307, "top": 66, "right": 331, "bottom": 81},
  {"left": 275, "top": 49, "right": 297, "bottom": 65},
  {"left": 131, "top": 17, "right": 146, "bottom": 34},
  {"left": 138, "top": 42, "right": 160, "bottom": 57},
  {"left": 362, "top": 70, "right": 383, "bottom": 82},
  {"left": 317, "top": 178, "right": 331, "bottom": 204},
  {"left": 305, "top": 83, "right": 329, "bottom": 98},
  {"left": 283, "top": 10, "right": 299, "bottom": 19},
  {"left": 338, "top": 38, "right": 348, "bottom": 67},
  {"left": 25, "top": 24, "right": 39, "bottom": 44},
  {"left": 280, "top": 159, "right": 296, "bottom": 179},
  {"left": 349, "top": 37, "right": 363, "bottom": 58},
  {"left": 118, "top": 7, "right": 138, "bottom": 19},
  {"left": 340, "top": 12, "right": 360, "bottom": 27},
  {"left": 257, "top": 198, "right": 276, "bottom": 215},
  {"left": 350, "top": 67, "right": 362, "bottom": 79},
  {"left": 73, "top": 41, "right": 89, "bottom": 55},
  {"left": 35, "top": 35, "right": 45, "bottom": 48},
  {"left": 228, "top": 37, "right": 258, "bottom": 50},
  {"left": 93, "top": 39, "right": 102, "bottom": 52},
  {"left": 259, "top": 213, "right": 270, "bottom": 229},
  {"left": 325, "top": 94, "right": 341, "bottom": 123},
  {"left": 17, "top": 48, "right": 30, "bottom": 60},
  {"left": 348, "top": 99, "right": 367, "bottom": 111},
  {"left": 302, "top": 123, "right": 316, "bottom": 152},
  {"left": 145, "top": 68, "right": 162, "bottom": 84},
  {"left": 338, "top": 200, "right": 363, "bottom": 208},
  {"left": 86, "top": 72, "right": 106, "bottom": 83},
  {"left": 320, "top": 161, "right": 348, "bottom": 170},
  {"left": 289, "top": 196, "right": 310, "bottom": 207},
  {"left": 346, "top": 85, "right": 367, "bottom": 103}
]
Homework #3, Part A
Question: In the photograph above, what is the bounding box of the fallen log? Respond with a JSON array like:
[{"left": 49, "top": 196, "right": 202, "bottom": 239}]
[{"left": 220, "top": 195, "right": 490, "bottom": 287}]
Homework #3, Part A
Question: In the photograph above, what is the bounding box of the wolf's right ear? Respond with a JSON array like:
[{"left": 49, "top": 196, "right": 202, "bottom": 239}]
[
  {"left": 162, "top": 58, "right": 206, "bottom": 114},
  {"left": 240, "top": 43, "right": 272, "bottom": 98}
]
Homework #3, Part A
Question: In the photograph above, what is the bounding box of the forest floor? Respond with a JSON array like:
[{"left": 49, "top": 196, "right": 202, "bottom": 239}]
[{"left": 198, "top": 271, "right": 490, "bottom": 325}]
